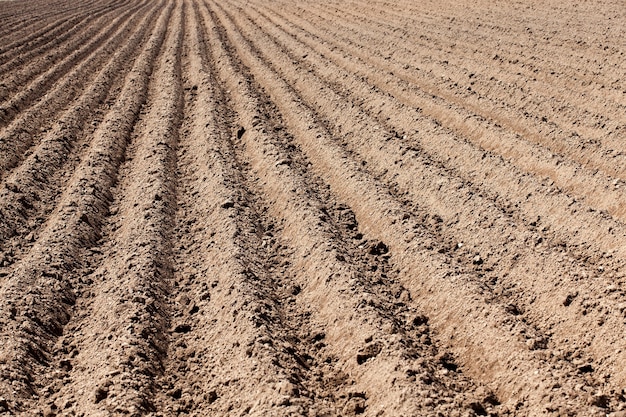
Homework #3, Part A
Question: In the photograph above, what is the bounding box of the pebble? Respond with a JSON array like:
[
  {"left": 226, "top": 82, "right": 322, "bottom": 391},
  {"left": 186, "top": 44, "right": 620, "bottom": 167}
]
[
  {"left": 206, "top": 390, "right": 218, "bottom": 404},
  {"left": 221, "top": 199, "right": 235, "bottom": 209},
  {"left": 275, "top": 159, "right": 290, "bottom": 167},
  {"left": 176, "top": 294, "right": 190, "bottom": 305},
  {"left": 94, "top": 386, "right": 109, "bottom": 404}
]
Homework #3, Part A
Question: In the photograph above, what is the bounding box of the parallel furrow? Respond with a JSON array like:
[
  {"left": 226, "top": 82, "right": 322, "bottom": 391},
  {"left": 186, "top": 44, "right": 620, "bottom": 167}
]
[
  {"left": 0, "top": 0, "right": 142, "bottom": 127},
  {"left": 0, "top": 0, "right": 149, "bottom": 177},
  {"left": 342, "top": 0, "right": 626, "bottom": 108},
  {"left": 0, "top": 13, "right": 83, "bottom": 51},
  {"left": 198, "top": 2, "right": 504, "bottom": 415},
  {"left": 227, "top": 1, "right": 626, "bottom": 405},
  {"left": 0, "top": 0, "right": 116, "bottom": 54},
  {"left": 223, "top": 0, "right": 626, "bottom": 401},
  {"left": 0, "top": 0, "right": 624, "bottom": 415},
  {"left": 325, "top": 0, "right": 626, "bottom": 103},
  {"left": 0, "top": 0, "right": 162, "bottom": 278},
  {"left": 0, "top": 2, "right": 172, "bottom": 413},
  {"left": 208, "top": 1, "right": 617, "bottom": 413},
  {"left": 283, "top": 1, "right": 626, "bottom": 182},
  {"left": 152, "top": 4, "right": 320, "bottom": 414},
  {"left": 244, "top": 1, "right": 626, "bottom": 264},
  {"left": 0, "top": 0, "right": 140, "bottom": 92},
  {"left": 0, "top": 0, "right": 125, "bottom": 70},
  {"left": 252, "top": 2, "right": 626, "bottom": 223},
  {"left": 35, "top": 3, "right": 181, "bottom": 415}
]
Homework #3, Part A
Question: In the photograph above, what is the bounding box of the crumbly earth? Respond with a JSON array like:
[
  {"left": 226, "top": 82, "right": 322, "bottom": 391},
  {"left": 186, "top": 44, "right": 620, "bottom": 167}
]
[{"left": 0, "top": 0, "right": 625, "bottom": 415}]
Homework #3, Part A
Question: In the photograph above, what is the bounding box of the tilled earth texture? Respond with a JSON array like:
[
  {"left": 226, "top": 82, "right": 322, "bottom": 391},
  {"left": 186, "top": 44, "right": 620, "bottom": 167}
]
[{"left": 0, "top": 0, "right": 625, "bottom": 415}]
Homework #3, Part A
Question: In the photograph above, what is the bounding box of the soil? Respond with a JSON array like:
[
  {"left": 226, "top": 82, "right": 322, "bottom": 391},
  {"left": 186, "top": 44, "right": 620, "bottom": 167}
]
[{"left": 0, "top": 0, "right": 625, "bottom": 415}]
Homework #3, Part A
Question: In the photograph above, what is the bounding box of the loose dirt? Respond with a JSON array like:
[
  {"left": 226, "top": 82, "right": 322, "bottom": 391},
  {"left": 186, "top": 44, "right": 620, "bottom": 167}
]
[{"left": 0, "top": 0, "right": 625, "bottom": 415}]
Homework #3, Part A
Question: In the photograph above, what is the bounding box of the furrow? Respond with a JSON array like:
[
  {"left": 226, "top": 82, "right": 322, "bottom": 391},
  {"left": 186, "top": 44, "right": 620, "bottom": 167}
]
[
  {"left": 206, "top": 1, "right": 614, "bottom": 414},
  {"left": 319, "top": 0, "right": 626, "bottom": 106},
  {"left": 0, "top": 14, "right": 86, "bottom": 55},
  {"left": 0, "top": 0, "right": 144, "bottom": 95},
  {"left": 251, "top": 2, "right": 626, "bottom": 225},
  {"left": 0, "top": 2, "right": 172, "bottom": 413},
  {"left": 0, "top": 0, "right": 624, "bottom": 415},
  {"left": 330, "top": 0, "right": 626, "bottom": 110},
  {"left": 0, "top": 0, "right": 161, "bottom": 280},
  {"left": 0, "top": 17, "right": 85, "bottom": 66},
  {"left": 34, "top": 2, "right": 183, "bottom": 415},
  {"left": 0, "top": 0, "right": 137, "bottom": 138},
  {"left": 244, "top": 1, "right": 626, "bottom": 260},
  {"left": 226, "top": 2, "right": 626, "bottom": 405},
  {"left": 0, "top": 0, "right": 148, "bottom": 177},
  {"left": 152, "top": 3, "right": 320, "bottom": 414},
  {"left": 0, "top": 5, "right": 77, "bottom": 38},
  {"left": 0, "top": 0, "right": 124, "bottom": 71},
  {"left": 0, "top": 0, "right": 114, "bottom": 55},
  {"left": 0, "top": 0, "right": 135, "bottom": 108},
  {"left": 275, "top": 1, "right": 626, "bottom": 186},
  {"left": 200, "top": 3, "right": 502, "bottom": 415}
]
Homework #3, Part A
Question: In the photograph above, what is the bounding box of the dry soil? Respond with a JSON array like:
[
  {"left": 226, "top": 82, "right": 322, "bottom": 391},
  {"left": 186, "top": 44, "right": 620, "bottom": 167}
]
[{"left": 0, "top": 0, "right": 625, "bottom": 415}]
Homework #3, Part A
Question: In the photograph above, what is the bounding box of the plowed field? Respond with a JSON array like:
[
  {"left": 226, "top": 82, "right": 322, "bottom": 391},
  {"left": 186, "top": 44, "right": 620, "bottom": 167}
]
[{"left": 1, "top": 0, "right": 625, "bottom": 415}]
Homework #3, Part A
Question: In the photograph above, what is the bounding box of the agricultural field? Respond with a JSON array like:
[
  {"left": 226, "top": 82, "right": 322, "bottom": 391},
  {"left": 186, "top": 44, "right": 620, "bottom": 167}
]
[{"left": 0, "top": 0, "right": 625, "bottom": 415}]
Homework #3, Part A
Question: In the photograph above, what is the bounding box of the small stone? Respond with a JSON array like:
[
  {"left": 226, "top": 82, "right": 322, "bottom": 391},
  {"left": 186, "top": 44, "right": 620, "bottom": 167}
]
[
  {"left": 290, "top": 285, "right": 301, "bottom": 296},
  {"left": 472, "top": 255, "right": 483, "bottom": 265},
  {"left": 221, "top": 199, "right": 235, "bottom": 209},
  {"left": 356, "top": 342, "right": 383, "bottom": 365},
  {"left": 277, "top": 396, "right": 291, "bottom": 406},
  {"left": 563, "top": 292, "right": 577, "bottom": 306},
  {"left": 590, "top": 393, "right": 609, "bottom": 408},
  {"left": 94, "top": 386, "right": 108, "bottom": 403},
  {"left": 173, "top": 324, "right": 192, "bottom": 333},
  {"left": 176, "top": 294, "right": 190, "bottom": 306},
  {"left": 343, "top": 397, "right": 366, "bottom": 415},
  {"left": 206, "top": 390, "right": 218, "bottom": 404}
]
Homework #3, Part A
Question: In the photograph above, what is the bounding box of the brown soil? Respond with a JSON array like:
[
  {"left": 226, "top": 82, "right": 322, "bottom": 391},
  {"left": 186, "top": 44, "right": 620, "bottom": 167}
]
[{"left": 0, "top": 0, "right": 625, "bottom": 415}]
